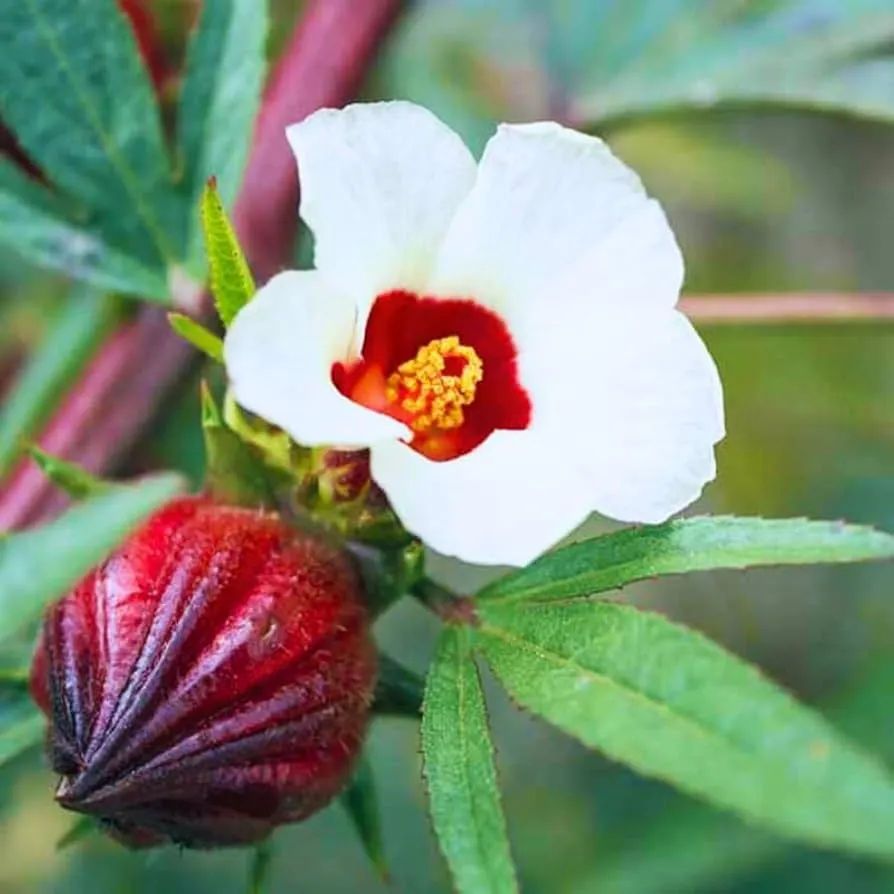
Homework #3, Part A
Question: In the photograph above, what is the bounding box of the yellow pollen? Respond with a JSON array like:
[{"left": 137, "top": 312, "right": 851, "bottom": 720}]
[{"left": 385, "top": 336, "right": 483, "bottom": 432}]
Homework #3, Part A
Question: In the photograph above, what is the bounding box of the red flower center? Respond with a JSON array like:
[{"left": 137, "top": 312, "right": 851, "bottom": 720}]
[{"left": 332, "top": 291, "right": 532, "bottom": 461}]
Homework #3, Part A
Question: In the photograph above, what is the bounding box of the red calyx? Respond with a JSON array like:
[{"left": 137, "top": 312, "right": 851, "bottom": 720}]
[{"left": 30, "top": 497, "right": 377, "bottom": 849}]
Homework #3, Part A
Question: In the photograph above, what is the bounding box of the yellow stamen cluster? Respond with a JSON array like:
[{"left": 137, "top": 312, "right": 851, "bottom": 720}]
[{"left": 385, "top": 336, "right": 483, "bottom": 432}]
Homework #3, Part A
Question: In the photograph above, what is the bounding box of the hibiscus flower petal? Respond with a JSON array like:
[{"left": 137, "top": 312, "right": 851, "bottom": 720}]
[
  {"left": 570, "top": 310, "right": 724, "bottom": 523},
  {"left": 225, "top": 271, "right": 409, "bottom": 447},
  {"left": 370, "top": 310, "right": 721, "bottom": 566},
  {"left": 370, "top": 430, "right": 598, "bottom": 567},
  {"left": 287, "top": 102, "right": 478, "bottom": 308},
  {"left": 429, "top": 122, "right": 682, "bottom": 331}
]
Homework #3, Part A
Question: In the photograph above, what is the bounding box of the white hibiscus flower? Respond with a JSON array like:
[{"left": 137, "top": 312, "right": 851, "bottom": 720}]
[{"left": 224, "top": 101, "right": 724, "bottom": 566}]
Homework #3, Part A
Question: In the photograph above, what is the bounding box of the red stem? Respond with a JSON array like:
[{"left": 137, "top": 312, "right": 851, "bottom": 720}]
[
  {"left": 681, "top": 292, "right": 894, "bottom": 324},
  {"left": 0, "top": 0, "right": 403, "bottom": 531}
]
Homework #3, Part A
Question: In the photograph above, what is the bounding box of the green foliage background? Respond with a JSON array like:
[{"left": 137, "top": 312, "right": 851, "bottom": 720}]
[{"left": 2, "top": 0, "right": 894, "bottom": 891}]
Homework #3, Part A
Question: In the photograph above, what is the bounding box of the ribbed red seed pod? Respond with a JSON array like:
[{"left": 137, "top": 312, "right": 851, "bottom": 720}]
[{"left": 29, "top": 497, "right": 377, "bottom": 849}]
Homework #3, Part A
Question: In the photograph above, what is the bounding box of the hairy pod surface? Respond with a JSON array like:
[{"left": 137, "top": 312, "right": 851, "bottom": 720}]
[{"left": 30, "top": 497, "right": 377, "bottom": 849}]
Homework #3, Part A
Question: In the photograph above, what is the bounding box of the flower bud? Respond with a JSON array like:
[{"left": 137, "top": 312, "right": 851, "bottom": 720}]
[{"left": 29, "top": 497, "right": 377, "bottom": 849}]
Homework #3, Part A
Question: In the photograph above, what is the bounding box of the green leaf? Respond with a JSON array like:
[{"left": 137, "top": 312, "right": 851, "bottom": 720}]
[
  {"left": 571, "top": 2, "right": 894, "bottom": 126},
  {"left": 0, "top": 161, "right": 169, "bottom": 299},
  {"left": 477, "top": 600, "right": 894, "bottom": 860},
  {"left": 566, "top": 658, "right": 894, "bottom": 894},
  {"left": 0, "top": 472, "right": 183, "bottom": 640},
  {"left": 341, "top": 754, "right": 389, "bottom": 880},
  {"left": 201, "top": 383, "right": 275, "bottom": 508},
  {"left": 28, "top": 446, "right": 108, "bottom": 500},
  {"left": 422, "top": 625, "right": 518, "bottom": 894},
  {"left": 0, "top": 683, "right": 44, "bottom": 768},
  {"left": 177, "top": 0, "right": 267, "bottom": 274},
  {"left": 384, "top": 2, "right": 894, "bottom": 131},
  {"left": 168, "top": 312, "right": 224, "bottom": 362},
  {"left": 201, "top": 178, "right": 256, "bottom": 327},
  {"left": 478, "top": 517, "right": 894, "bottom": 606},
  {"left": 0, "top": 0, "right": 183, "bottom": 275},
  {"left": 0, "top": 285, "right": 118, "bottom": 480}
]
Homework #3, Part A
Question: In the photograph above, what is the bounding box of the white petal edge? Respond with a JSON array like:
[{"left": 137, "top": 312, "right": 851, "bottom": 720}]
[
  {"left": 563, "top": 309, "right": 724, "bottom": 524},
  {"left": 428, "top": 122, "right": 682, "bottom": 330},
  {"left": 224, "top": 270, "right": 409, "bottom": 448},
  {"left": 287, "top": 101, "right": 478, "bottom": 313},
  {"left": 370, "top": 430, "right": 601, "bottom": 567}
]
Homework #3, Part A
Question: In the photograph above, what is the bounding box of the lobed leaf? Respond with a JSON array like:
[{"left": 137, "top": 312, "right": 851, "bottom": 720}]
[
  {"left": 478, "top": 517, "right": 894, "bottom": 606},
  {"left": 0, "top": 472, "right": 183, "bottom": 640},
  {"left": 564, "top": 659, "right": 894, "bottom": 894},
  {"left": 422, "top": 625, "right": 518, "bottom": 894},
  {"left": 201, "top": 179, "right": 256, "bottom": 327},
  {"left": 177, "top": 0, "right": 267, "bottom": 274},
  {"left": 478, "top": 600, "right": 894, "bottom": 860},
  {"left": 572, "top": 1, "right": 894, "bottom": 126},
  {"left": 0, "top": 161, "right": 169, "bottom": 299},
  {"left": 382, "top": 2, "right": 894, "bottom": 133},
  {"left": 0, "top": 0, "right": 183, "bottom": 276}
]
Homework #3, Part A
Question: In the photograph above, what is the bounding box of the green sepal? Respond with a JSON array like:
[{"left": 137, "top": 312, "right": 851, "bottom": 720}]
[
  {"left": 201, "top": 177, "right": 255, "bottom": 328},
  {"left": 350, "top": 538, "right": 425, "bottom": 617},
  {"left": 28, "top": 445, "right": 109, "bottom": 500},
  {"left": 201, "top": 383, "right": 277, "bottom": 509},
  {"left": 248, "top": 840, "right": 274, "bottom": 894},
  {"left": 373, "top": 653, "right": 426, "bottom": 718},
  {"left": 56, "top": 816, "right": 98, "bottom": 852},
  {"left": 341, "top": 753, "right": 390, "bottom": 881},
  {"left": 224, "top": 395, "right": 312, "bottom": 478},
  {"left": 167, "top": 312, "right": 224, "bottom": 362}
]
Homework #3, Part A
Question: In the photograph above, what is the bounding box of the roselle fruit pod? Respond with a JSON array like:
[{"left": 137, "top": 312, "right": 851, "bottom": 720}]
[{"left": 29, "top": 497, "right": 377, "bottom": 849}]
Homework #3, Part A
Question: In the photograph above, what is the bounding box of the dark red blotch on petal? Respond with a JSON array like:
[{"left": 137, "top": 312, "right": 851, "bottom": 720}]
[
  {"left": 332, "top": 291, "right": 532, "bottom": 460},
  {"left": 30, "top": 497, "right": 376, "bottom": 850}
]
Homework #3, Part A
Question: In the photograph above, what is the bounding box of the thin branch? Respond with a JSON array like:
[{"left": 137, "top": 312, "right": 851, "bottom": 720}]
[
  {"left": 682, "top": 292, "right": 894, "bottom": 325},
  {"left": 0, "top": 0, "right": 404, "bottom": 531},
  {"left": 411, "top": 578, "right": 479, "bottom": 626}
]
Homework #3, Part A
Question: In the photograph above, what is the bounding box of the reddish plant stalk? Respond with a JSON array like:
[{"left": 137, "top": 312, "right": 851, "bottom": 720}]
[
  {"left": 681, "top": 292, "right": 894, "bottom": 324},
  {"left": 0, "top": 0, "right": 403, "bottom": 531}
]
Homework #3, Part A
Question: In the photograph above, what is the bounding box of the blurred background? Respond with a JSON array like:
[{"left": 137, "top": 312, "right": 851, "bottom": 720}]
[{"left": 2, "top": 0, "right": 894, "bottom": 891}]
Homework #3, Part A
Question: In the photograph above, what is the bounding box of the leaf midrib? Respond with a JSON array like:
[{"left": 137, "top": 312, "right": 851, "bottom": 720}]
[
  {"left": 455, "top": 637, "right": 510, "bottom": 893},
  {"left": 23, "top": 0, "right": 176, "bottom": 265},
  {"left": 477, "top": 620, "right": 894, "bottom": 818}
]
